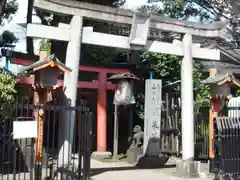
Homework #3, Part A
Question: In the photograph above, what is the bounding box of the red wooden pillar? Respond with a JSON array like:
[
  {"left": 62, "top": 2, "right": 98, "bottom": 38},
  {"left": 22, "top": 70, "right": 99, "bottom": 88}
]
[
  {"left": 209, "top": 68, "right": 220, "bottom": 160},
  {"left": 34, "top": 51, "right": 48, "bottom": 162},
  {"left": 97, "top": 71, "right": 107, "bottom": 152}
]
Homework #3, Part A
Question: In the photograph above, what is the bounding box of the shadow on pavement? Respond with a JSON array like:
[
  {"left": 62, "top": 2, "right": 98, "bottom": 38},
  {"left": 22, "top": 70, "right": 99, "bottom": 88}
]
[{"left": 90, "top": 164, "right": 176, "bottom": 176}]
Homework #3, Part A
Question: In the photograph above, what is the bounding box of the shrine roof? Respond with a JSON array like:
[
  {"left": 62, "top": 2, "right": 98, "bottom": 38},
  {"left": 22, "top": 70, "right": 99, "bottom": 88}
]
[
  {"left": 202, "top": 72, "right": 240, "bottom": 87},
  {"left": 19, "top": 54, "right": 72, "bottom": 75}
]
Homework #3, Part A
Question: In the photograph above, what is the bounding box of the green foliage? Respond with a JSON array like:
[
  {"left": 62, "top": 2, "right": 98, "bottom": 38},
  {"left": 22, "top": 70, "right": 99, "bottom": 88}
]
[
  {"left": 0, "top": 71, "right": 17, "bottom": 119},
  {"left": 0, "top": 0, "right": 18, "bottom": 112},
  {"left": 198, "top": 123, "right": 209, "bottom": 139},
  {"left": 135, "top": 52, "right": 210, "bottom": 120},
  {"left": 141, "top": 52, "right": 210, "bottom": 101},
  {"left": 39, "top": 39, "right": 51, "bottom": 54},
  {"left": 0, "top": 70, "right": 16, "bottom": 104},
  {"left": 0, "top": 32, "right": 17, "bottom": 105},
  {"left": 194, "top": 63, "right": 211, "bottom": 105},
  {"left": 237, "top": 89, "right": 240, "bottom": 96},
  {"left": 158, "top": 0, "right": 185, "bottom": 18}
]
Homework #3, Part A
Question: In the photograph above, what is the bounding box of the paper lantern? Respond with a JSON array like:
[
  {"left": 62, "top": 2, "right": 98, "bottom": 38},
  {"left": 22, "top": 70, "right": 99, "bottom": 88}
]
[
  {"left": 113, "top": 80, "right": 136, "bottom": 105},
  {"left": 108, "top": 72, "right": 139, "bottom": 105}
]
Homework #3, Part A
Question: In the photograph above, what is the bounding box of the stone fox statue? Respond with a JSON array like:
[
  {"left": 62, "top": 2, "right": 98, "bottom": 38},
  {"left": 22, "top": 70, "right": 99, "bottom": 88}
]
[{"left": 129, "top": 125, "right": 144, "bottom": 149}]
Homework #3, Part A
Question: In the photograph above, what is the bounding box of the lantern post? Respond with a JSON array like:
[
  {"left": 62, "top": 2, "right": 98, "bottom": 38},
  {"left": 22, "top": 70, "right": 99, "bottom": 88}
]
[
  {"left": 108, "top": 72, "right": 139, "bottom": 159},
  {"left": 18, "top": 53, "right": 71, "bottom": 180}
]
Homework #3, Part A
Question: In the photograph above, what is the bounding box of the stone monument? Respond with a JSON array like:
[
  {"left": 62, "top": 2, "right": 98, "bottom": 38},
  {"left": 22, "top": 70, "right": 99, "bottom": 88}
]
[{"left": 136, "top": 79, "right": 168, "bottom": 168}]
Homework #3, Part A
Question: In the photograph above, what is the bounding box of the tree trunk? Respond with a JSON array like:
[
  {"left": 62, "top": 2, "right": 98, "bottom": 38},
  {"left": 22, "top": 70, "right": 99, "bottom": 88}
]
[{"left": 26, "top": 0, "right": 34, "bottom": 54}]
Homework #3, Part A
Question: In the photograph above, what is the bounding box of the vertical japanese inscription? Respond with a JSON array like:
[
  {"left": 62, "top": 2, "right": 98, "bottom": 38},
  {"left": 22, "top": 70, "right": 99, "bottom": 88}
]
[{"left": 143, "top": 79, "right": 162, "bottom": 155}]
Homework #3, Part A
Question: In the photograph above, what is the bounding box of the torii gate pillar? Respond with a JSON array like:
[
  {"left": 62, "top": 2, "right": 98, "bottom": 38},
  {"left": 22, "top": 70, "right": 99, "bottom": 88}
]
[
  {"left": 58, "top": 16, "right": 83, "bottom": 166},
  {"left": 181, "top": 34, "right": 194, "bottom": 161}
]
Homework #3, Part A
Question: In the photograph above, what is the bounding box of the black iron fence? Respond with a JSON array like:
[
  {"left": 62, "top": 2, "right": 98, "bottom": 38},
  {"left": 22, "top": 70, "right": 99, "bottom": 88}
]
[
  {"left": 213, "top": 116, "right": 240, "bottom": 180},
  {"left": 194, "top": 105, "right": 209, "bottom": 161},
  {"left": 0, "top": 99, "right": 92, "bottom": 180}
]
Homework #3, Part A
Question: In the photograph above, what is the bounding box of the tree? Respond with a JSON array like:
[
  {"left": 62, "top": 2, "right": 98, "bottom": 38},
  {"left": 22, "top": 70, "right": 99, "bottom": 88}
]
[
  {"left": 0, "top": 70, "right": 16, "bottom": 103},
  {"left": 134, "top": 52, "right": 210, "bottom": 120},
  {"left": 139, "top": 52, "right": 210, "bottom": 102},
  {"left": 0, "top": 0, "right": 18, "bottom": 24},
  {"left": 0, "top": 0, "right": 18, "bottom": 107},
  {"left": 152, "top": 0, "right": 240, "bottom": 48},
  {"left": 0, "top": 30, "right": 17, "bottom": 106}
]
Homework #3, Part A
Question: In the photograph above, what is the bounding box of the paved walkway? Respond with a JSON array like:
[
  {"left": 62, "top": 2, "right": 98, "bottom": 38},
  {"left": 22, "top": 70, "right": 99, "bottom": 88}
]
[{"left": 90, "top": 159, "right": 214, "bottom": 180}]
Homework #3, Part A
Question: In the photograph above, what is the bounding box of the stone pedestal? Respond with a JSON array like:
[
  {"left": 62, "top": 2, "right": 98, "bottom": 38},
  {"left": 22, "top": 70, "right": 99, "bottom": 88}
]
[
  {"left": 126, "top": 147, "right": 143, "bottom": 164},
  {"left": 136, "top": 155, "right": 168, "bottom": 169},
  {"left": 91, "top": 151, "right": 112, "bottom": 160},
  {"left": 175, "top": 159, "right": 199, "bottom": 178}
]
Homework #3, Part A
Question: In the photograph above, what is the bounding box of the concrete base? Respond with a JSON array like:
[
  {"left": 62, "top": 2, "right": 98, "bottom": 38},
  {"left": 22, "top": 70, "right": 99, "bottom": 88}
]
[
  {"left": 91, "top": 151, "right": 112, "bottom": 160},
  {"left": 175, "top": 160, "right": 200, "bottom": 178},
  {"left": 136, "top": 155, "right": 169, "bottom": 169}
]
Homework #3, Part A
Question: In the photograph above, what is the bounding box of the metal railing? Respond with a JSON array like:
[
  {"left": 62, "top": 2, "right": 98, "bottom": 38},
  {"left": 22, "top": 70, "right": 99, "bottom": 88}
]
[
  {"left": 0, "top": 99, "right": 92, "bottom": 180},
  {"left": 214, "top": 116, "right": 240, "bottom": 180}
]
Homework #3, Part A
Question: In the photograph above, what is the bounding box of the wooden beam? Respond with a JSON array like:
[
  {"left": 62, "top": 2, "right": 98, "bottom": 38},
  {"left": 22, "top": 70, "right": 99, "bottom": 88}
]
[
  {"left": 34, "top": 0, "right": 227, "bottom": 37},
  {"left": 27, "top": 24, "right": 221, "bottom": 60}
]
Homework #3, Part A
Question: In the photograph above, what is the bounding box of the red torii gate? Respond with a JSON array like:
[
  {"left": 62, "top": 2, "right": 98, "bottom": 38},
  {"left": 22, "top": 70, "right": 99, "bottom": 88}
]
[{"left": 12, "top": 54, "right": 128, "bottom": 152}]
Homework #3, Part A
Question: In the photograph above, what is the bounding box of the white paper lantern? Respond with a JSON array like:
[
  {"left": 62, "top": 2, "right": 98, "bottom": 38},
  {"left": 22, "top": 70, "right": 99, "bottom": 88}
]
[{"left": 113, "top": 80, "right": 136, "bottom": 105}]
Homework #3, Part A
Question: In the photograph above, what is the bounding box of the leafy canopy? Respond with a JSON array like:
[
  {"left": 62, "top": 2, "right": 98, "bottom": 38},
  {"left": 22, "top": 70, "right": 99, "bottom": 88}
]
[{"left": 0, "top": 70, "right": 16, "bottom": 104}]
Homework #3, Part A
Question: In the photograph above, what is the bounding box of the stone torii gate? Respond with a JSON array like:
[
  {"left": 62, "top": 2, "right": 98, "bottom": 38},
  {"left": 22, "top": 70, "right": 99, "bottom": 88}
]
[{"left": 27, "top": 0, "right": 226, "bottom": 170}]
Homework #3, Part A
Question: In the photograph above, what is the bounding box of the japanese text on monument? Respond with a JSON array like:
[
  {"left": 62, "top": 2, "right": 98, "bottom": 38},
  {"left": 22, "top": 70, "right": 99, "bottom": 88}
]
[
  {"left": 143, "top": 79, "right": 162, "bottom": 155},
  {"left": 144, "top": 79, "right": 162, "bottom": 138}
]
